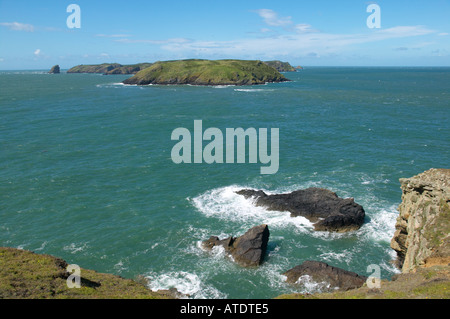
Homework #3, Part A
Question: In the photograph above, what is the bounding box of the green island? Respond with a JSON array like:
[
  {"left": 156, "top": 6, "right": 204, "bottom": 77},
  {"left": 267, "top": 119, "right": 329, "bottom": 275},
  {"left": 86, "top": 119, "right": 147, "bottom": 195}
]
[
  {"left": 122, "top": 59, "right": 291, "bottom": 86},
  {"left": 67, "top": 63, "right": 153, "bottom": 75}
]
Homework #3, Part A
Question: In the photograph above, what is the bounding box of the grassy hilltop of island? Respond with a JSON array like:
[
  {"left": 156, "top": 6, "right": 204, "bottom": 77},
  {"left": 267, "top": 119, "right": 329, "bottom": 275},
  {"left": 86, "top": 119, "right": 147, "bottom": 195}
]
[
  {"left": 64, "top": 59, "right": 298, "bottom": 85},
  {"left": 122, "top": 59, "right": 291, "bottom": 86},
  {"left": 67, "top": 63, "right": 153, "bottom": 75}
]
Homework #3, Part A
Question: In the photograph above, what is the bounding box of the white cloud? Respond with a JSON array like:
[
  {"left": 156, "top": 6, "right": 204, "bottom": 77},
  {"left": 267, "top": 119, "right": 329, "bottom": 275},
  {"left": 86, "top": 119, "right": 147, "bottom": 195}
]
[
  {"left": 294, "top": 24, "right": 317, "bottom": 33},
  {"left": 150, "top": 24, "right": 437, "bottom": 62},
  {"left": 96, "top": 34, "right": 131, "bottom": 38},
  {"left": 0, "top": 22, "right": 34, "bottom": 32},
  {"left": 111, "top": 8, "right": 438, "bottom": 63},
  {"left": 115, "top": 37, "right": 192, "bottom": 45},
  {"left": 34, "top": 49, "right": 41, "bottom": 56},
  {"left": 260, "top": 28, "right": 272, "bottom": 33},
  {"left": 255, "top": 9, "right": 292, "bottom": 27}
]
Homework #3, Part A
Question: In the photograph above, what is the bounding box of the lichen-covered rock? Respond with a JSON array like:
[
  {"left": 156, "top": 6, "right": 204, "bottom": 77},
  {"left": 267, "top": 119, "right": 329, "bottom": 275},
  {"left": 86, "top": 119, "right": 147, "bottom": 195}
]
[{"left": 391, "top": 168, "right": 450, "bottom": 273}]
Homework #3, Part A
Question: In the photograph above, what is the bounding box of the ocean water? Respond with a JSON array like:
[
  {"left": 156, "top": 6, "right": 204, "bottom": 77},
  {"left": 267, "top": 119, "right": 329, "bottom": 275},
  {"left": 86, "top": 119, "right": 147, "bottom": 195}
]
[{"left": 0, "top": 67, "right": 449, "bottom": 299}]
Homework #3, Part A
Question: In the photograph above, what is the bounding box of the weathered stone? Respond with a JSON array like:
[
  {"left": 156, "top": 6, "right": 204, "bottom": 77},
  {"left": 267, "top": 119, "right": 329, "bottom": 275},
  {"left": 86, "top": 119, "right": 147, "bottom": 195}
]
[
  {"left": 49, "top": 65, "right": 60, "bottom": 74},
  {"left": 283, "top": 261, "right": 368, "bottom": 291},
  {"left": 202, "top": 224, "right": 270, "bottom": 267},
  {"left": 391, "top": 168, "right": 450, "bottom": 273},
  {"left": 236, "top": 188, "right": 365, "bottom": 232}
]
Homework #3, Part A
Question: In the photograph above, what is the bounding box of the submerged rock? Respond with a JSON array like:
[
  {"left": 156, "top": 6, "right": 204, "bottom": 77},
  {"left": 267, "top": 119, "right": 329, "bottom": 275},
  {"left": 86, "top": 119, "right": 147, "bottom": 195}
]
[
  {"left": 283, "top": 261, "right": 367, "bottom": 291},
  {"left": 236, "top": 188, "right": 365, "bottom": 232},
  {"left": 202, "top": 224, "right": 270, "bottom": 267}
]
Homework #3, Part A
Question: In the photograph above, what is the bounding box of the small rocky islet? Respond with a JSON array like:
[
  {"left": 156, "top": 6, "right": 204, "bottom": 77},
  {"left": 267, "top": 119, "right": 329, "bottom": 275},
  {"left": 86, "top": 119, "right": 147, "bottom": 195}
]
[{"left": 48, "top": 65, "right": 60, "bottom": 74}]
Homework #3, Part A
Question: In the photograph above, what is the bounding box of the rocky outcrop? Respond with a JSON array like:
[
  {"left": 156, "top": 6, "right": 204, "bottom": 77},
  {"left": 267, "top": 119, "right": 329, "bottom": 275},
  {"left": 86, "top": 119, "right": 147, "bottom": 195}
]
[
  {"left": 49, "top": 65, "right": 60, "bottom": 74},
  {"left": 236, "top": 188, "right": 365, "bottom": 232},
  {"left": 283, "top": 261, "right": 367, "bottom": 291},
  {"left": 202, "top": 224, "right": 270, "bottom": 267},
  {"left": 391, "top": 168, "right": 450, "bottom": 273},
  {"left": 263, "top": 60, "right": 296, "bottom": 72}
]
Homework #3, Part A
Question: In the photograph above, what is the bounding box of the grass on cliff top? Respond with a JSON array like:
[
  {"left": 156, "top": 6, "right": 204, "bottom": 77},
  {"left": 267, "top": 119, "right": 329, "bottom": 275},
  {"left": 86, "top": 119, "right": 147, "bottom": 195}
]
[
  {"left": 67, "top": 63, "right": 153, "bottom": 74},
  {"left": 0, "top": 247, "right": 171, "bottom": 299},
  {"left": 123, "top": 59, "right": 290, "bottom": 85}
]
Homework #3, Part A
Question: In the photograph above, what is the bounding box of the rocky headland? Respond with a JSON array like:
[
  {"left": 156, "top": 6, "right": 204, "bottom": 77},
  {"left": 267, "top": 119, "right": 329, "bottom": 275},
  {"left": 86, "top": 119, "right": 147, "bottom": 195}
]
[
  {"left": 390, "top": 168, "right": 450, "bottom": 273},
  {"left": 122, "top": 59, "right": 290, "bottom": 86},
  {"left": 263, "top": 60, "right": 296, "bottom": 72}
]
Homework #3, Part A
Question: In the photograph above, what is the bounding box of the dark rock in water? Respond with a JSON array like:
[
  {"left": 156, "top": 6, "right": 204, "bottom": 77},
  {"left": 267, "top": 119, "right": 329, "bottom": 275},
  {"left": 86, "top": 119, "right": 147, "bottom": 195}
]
[
  {"left": 235, "top": 188, "right": 365, "bottom": 232},
  {"left": 202, "top": 224, "right": 270, "bottom": 267},
  {"left": 49, "top": 65, "right": 60, "bottom": 74},
  {"left": 283, "top": 261, "right": 368, "bottom": 291}
]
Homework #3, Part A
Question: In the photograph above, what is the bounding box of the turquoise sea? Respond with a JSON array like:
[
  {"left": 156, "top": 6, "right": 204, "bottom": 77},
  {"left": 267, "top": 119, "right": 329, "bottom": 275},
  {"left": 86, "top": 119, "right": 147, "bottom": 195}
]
[{"left": 1, "top": 67, "right": 449, "bottom": 298}]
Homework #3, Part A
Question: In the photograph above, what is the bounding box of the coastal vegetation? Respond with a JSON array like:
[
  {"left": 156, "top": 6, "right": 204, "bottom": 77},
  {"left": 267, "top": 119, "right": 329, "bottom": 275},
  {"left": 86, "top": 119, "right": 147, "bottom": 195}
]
[
  {"left": 122, "top": 59, "right": 290, "bottom": 86},
  {"left": 263, "top": 60, "right": 296, "bottom": 72},
  {"left": 0, "top": 247, "right": 172, "bottom": 299},
  {"left": 67, "top": 63, "right": 153, "bottom": 75}
]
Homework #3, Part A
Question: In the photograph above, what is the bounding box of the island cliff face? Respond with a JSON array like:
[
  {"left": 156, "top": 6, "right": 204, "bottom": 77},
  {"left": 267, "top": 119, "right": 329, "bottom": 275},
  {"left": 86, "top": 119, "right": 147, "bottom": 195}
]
[
  {"left": 391, "top": 168, "right": 450, "bottom": 273},
  {"left": 122, "top": 59, "right": 290, "bottom": 86},
  {"left": 263, "top": 60, "right": 296, "bottom": 72}
]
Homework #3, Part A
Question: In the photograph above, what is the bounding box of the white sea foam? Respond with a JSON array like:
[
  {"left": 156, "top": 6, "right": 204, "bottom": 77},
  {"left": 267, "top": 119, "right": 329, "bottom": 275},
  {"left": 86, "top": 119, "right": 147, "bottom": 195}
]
[
  {"left": 213, "top": 85, "right": 234, "bottom": 89},
  {"left": 294, "top": 275, "right": 334, "bottom": 293},
  {"left": 359, "top": 204, "right": 399, "bottom": 243},
  {"left": 113, "top": 259, "right": 129, "bottom": 273},
  {"left": 318, "top": 249, "right": 356, "bottom": 265},
  {"left": 146, "top": 271, "right": 227, "bottom": 299},
  {"left": 234, "top": 88, "right": 274, "bottom": 92},
  {"left": 191, "top": 185, "right": 314, "bottom": 232},
  {"left": 34, "top": 241, "right": 48, "bottom": 252},
  {"left": 96, "top": 82, "right": 126, "bottom": 88},
  {"left": 63, "top": 242, "right": 89, "bottom": 254}
]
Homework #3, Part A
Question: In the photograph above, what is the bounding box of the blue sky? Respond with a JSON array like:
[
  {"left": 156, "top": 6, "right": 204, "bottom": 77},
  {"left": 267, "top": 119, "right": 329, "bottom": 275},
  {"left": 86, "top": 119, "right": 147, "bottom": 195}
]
[{"left": 0, "top": 0, "right": 449, "bottom": 69}]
